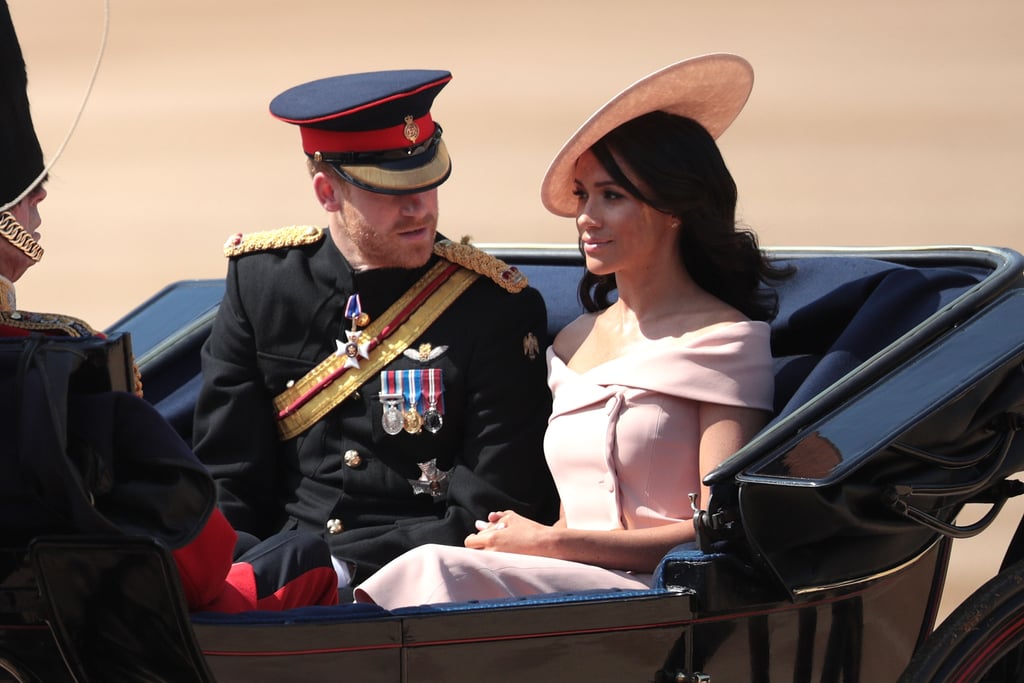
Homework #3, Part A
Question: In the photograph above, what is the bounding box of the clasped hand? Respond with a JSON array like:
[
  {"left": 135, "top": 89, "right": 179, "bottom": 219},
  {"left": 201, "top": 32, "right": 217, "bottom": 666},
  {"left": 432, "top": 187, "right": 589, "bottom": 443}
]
[{"left": 465, "top": 510, "right": 552, "bottom": 556}]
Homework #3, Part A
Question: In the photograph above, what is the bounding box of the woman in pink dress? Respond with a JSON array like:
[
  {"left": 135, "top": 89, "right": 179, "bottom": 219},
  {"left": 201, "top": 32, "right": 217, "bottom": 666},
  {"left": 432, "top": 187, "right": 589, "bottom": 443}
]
[{"left": 355, "top": 53, "right": 790, "bottom": 609}]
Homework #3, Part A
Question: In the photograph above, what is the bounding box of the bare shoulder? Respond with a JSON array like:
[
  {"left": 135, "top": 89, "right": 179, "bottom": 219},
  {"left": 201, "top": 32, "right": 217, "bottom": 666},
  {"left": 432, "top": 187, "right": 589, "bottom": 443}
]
[
  {"left": 552, "top": 312, "right": 598, "bottom": 361},
  {"left": 674, "top": 299, "right": 755, "bottom": 345}
]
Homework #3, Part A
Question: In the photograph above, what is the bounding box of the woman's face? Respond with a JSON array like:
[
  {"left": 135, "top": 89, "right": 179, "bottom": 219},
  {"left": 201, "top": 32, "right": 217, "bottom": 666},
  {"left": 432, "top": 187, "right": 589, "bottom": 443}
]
[{"left": 572, "top": 150, "right": 675, "bottom": 277}]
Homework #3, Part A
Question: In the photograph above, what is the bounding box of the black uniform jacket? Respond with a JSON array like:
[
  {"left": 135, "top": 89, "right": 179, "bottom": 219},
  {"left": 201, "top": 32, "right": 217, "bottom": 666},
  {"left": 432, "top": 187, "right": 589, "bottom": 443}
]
[{"left": 193, "top": 231, "right": 558, "bottom": 582}]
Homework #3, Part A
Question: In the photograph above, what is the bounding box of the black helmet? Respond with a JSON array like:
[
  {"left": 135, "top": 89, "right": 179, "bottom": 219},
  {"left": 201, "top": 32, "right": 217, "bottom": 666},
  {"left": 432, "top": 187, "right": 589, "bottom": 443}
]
[{"left": 0, "top": 1, "right": 45, "bottom": 209}]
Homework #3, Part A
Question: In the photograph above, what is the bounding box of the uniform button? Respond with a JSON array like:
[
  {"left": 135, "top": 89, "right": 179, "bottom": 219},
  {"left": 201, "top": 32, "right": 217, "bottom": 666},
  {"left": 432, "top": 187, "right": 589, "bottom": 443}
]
[
  {"left": 326, "top": 518, "right": 343, "bottom": 534},
  {"left": 344, "top": 450, "right": 363, "bottom": 468}
]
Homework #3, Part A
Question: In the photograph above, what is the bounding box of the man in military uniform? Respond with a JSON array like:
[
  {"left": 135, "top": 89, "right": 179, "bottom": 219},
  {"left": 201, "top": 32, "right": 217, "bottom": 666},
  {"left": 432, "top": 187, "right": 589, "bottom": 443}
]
[{"left": 192, "top": 69, "right": 558, "bottom": 589}]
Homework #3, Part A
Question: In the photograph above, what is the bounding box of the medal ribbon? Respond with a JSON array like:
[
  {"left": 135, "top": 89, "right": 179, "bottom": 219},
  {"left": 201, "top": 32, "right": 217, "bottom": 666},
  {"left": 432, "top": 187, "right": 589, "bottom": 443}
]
[
  {"left": 379, "top": 370, "right": 397, "bottom": 397},
  {"left": 426, "top": 368, "right": 444, "bottom": 413},
  {"left": 277, "top": 262, "right": 458, "bottom": 421},
  {"left": 273, "top": 260, "right": 478, "bottom": 439},
  {"left": 345, "top": 293, "right": 362, "bottom": 321},
  {"left": 402, "top": 369, "right": 422, "bottom": 414}
]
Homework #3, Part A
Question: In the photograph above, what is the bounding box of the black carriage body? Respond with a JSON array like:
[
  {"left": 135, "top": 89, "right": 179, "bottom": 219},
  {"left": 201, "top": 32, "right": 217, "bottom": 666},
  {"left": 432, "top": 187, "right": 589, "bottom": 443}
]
[{"left": 2, "top": 245, "right": 1024, "bottom": 682}]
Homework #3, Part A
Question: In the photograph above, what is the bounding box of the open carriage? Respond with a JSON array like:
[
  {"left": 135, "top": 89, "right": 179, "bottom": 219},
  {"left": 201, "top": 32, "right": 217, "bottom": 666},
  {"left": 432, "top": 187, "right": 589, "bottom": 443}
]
[{"left": 3, "top": 242, "right": 1024, "bottom": 682}]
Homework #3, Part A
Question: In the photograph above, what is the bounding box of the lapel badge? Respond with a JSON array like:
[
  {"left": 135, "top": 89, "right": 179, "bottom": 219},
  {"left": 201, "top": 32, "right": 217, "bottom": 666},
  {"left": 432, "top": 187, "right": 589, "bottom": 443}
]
[
  {"left": 404, "top": 342, "right": 448, "bottom": 364},
  {"left": 523, "top": 332, "right": 540, "bottom": 361}
]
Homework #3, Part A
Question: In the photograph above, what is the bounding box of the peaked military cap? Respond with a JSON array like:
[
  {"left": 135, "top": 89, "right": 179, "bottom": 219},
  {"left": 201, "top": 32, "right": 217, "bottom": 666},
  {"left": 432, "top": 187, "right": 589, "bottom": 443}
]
[{"left": 270, "top": 69, "right": 453, "bottom": 195}]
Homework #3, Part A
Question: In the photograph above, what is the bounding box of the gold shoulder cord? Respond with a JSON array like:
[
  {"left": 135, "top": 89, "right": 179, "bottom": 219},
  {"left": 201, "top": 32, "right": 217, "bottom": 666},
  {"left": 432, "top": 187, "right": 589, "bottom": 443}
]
[
  {"left": 223, "top": 225, "right": 324, "bottom": 257},
  {"left": 432, "top": 239, "right": 528, "bottom": 293},
  {"left": 0, "top": 310, "right": 97, "bottom": 337}
]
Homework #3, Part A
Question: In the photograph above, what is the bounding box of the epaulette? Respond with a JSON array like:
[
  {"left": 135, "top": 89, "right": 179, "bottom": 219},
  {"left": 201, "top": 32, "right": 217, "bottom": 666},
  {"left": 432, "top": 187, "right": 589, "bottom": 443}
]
[
  {"left": 432, "top": 239, "right": 528, "bottom": 293},
  {"left": 0, "top": 310, "right": 98, "bottom": 337},
  {"left": 223, "top": 225, "right": 325, "bottom": 258}
]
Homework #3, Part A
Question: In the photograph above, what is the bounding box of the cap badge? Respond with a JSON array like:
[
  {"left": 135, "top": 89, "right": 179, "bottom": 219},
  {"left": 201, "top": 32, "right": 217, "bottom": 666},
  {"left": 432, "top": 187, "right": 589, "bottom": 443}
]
[{"left": 403, "top": 115, "right": 420, "bottom": 144}]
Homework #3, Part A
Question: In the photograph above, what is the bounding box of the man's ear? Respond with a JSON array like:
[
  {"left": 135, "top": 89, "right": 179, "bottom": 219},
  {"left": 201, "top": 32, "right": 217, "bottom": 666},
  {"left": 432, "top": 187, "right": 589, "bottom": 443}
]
[{"left": 312, "top": 172, "right": 342, "bottom": 211}]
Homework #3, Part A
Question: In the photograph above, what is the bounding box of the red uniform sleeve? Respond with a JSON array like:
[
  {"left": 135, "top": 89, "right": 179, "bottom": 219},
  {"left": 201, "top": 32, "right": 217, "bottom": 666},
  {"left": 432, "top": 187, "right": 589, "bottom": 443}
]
[{"left": 171, "top": 507, "right": 244, "bottom": 610}]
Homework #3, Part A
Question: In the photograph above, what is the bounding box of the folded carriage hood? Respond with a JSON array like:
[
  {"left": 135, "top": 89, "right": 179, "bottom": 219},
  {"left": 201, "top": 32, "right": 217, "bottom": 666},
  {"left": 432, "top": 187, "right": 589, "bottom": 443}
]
[{"left": 711, "top": 247, "right": 1024, "bottom": 597}]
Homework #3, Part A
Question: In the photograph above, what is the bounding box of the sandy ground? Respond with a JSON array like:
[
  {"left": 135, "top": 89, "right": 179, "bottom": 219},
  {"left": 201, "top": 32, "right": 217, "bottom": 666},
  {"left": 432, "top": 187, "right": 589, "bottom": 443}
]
[{"left": 7, "top": 0, "right": 1024, "bottom": 625}]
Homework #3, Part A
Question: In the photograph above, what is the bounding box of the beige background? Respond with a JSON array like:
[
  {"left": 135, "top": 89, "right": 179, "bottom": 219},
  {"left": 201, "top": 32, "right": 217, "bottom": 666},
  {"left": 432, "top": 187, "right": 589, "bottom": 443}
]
[{"left": 8, "top": 0, "right": 1024, "bottom": 624}]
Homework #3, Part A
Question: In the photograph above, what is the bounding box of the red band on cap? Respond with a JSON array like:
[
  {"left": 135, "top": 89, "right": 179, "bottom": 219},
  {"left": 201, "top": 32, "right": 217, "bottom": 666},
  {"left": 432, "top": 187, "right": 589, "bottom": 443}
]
[{"left": 300, "top": 114, "right": 435, "bottom": 155}]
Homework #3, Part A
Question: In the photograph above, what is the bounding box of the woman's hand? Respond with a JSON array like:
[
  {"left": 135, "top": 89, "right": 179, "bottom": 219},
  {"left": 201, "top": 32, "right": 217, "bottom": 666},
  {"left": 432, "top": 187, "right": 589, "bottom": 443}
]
[{"left": 465, "top": 510, "right": 554, "bottom": 557}]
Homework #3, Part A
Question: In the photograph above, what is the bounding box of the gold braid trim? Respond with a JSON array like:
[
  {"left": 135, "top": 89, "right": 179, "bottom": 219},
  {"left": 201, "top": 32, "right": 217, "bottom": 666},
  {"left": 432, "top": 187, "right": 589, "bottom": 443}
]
[
  {"left": 0, "top": 311, "right": 142, "bottom": 397},
  {"left": 0, "top": 310, "right": 98, "bottom": 337},
  {"left": 0, "top": 278, "right": 14, "bottom": 312},
  {"left": 0, "top": 211, "right": 44, "bottom": 263},
  {"left": 432, "top": 239, "right": 528, "bottom": 293},
  {"left": 223, "top": 225, "right": 325, "bottom": 257}
]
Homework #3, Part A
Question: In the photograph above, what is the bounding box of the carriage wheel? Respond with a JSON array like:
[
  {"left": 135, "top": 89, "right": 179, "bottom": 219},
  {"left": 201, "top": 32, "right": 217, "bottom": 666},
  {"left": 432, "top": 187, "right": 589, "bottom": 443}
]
[{"left": 899, "top": 558, "right": 1024, "bottom": 682}]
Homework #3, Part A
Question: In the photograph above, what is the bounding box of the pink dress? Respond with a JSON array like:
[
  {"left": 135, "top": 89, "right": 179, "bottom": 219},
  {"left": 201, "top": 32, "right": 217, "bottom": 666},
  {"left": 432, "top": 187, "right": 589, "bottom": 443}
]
[{"left": 354, "top": 321, "right": 774, "bottom": 609}]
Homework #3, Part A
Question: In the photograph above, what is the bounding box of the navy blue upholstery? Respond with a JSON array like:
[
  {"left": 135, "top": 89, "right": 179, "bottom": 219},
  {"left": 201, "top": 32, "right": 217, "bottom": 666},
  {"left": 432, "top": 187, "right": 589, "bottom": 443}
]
[{"left": 768, "top": 257, "right": 984, "bottom": 421}]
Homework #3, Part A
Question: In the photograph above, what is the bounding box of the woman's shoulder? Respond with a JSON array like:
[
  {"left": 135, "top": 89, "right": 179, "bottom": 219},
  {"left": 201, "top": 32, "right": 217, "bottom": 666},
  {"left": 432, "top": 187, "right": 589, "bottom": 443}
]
[
  {"left": 551, "top": 311, "right": 599, "bottom": 361},
  {"left": 676, "top": 318, "right": 770, "bottom": 348}
]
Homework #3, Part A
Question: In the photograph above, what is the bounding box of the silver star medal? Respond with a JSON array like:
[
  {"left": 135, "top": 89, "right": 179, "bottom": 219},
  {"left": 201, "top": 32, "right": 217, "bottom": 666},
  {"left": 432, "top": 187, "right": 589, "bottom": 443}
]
[
  {"left": 337, "top": 331, "right": 370, "bottom": 369},
  {"left": 410, "top": 459, "right": 449, "bottom": 497}
]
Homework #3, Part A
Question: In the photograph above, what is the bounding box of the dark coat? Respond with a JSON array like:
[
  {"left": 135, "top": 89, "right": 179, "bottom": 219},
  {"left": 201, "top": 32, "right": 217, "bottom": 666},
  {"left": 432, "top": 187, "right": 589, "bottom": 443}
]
[{"left": 193, "top": 230, "right": 558, "bottom": 582}]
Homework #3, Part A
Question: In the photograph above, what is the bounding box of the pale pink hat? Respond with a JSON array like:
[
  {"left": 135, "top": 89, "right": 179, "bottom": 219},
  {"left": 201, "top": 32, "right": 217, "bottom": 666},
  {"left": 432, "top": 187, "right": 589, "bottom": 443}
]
[{"left": 540, "top": 53, "right": 754, "bottom": 217}]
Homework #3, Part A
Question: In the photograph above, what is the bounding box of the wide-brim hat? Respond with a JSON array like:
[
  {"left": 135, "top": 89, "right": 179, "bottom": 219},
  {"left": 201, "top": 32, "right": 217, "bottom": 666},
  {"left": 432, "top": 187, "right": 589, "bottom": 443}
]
[
  {"left": 271, "top": 69, "right": 453, "bottom": 195},
  {"left": 540, "top": 53, "right": 754, "bottom": 217}
]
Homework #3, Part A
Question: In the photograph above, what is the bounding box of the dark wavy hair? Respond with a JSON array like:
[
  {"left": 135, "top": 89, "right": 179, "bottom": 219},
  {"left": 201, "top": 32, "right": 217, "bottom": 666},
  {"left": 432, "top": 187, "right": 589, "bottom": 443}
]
[{"left": 577, "top": 111, "right": 791, "bottom": 321}]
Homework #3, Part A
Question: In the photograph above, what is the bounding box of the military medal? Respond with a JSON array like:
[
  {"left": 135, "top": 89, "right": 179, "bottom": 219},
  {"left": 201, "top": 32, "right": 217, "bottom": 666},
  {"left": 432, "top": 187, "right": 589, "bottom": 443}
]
[
  {"left": 422, "top": 368, "right": 444, "bottom": 434},
  {"left": 378, "top": 371, "right": 405, "bottom": 436},
  {"left": 401, "top": 369, "right": 423, "bottom": 434},
  {"left": 337, "top": 294, "right": 370, "bottom": 369},
  {"left": 382, "top": 396, "right": 405, "bottom": 435},
  {"left": 410, "top": 459, "right": 449, "bottom": 497}
]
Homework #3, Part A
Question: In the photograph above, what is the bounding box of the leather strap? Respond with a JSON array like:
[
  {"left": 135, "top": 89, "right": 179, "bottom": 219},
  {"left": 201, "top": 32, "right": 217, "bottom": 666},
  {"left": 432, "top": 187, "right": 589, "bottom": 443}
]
[{"left": 273, "top": 260, "right": 479, "bottom": 440}]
